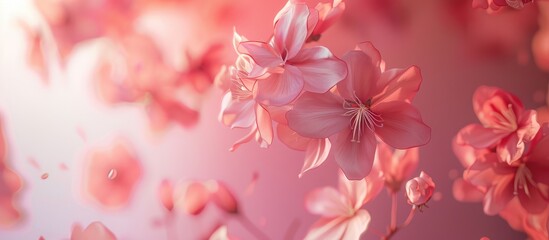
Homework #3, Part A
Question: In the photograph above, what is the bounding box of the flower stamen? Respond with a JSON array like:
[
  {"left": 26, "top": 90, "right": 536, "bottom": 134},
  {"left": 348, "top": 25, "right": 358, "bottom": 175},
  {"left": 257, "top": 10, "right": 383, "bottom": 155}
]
[{"left": 343, "top": 92, "right": 383, "bottom": 143}]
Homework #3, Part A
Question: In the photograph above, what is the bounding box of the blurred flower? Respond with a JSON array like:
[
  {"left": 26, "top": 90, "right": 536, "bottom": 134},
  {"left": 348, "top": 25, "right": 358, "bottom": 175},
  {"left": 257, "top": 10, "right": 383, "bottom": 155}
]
[
  {"left": 34, "top": 0, "right": 132, "bottom": 64},
  {"left": 463, "top": 126, "right": 549, "bottom": 215},
  {"left": 159, "top": 179, "right": 174, "bottom": 212},
  {"left": 533, "top": 2, "right": 549, "bottom": 72},
  {"left": 304, "top": 170, "right": 383, "bottom": 239},
  {"left": 173, "top": 180, "right": 239, "bottom": 215},
  {"left": 277, "top": 123, "right": 331, "bottom": 178},
  {"left": 179, "top": 44, "right": 225, "bottom": 93},
  {"left": 457, "top": 86, "right": 539, "bottom": 165},
  {"left": 405, "top": 171, "right": 435, "bottom": 208},
  {"left": 94, "top": 33, "right": 199, "bottom": 131},
  {"left": 239, "top": 2, "right": 347, "bottom": 106},
  {"left": 377, "top": 142, "right": 418, "bottom": 192},
  {"left": 83, "top": 140, "right": 142, "bottom": 209},
  {"left": 18, "top": 21, "right": 48, "bottom": 84},
  {"left": 0, "top": 117, "right": 23, "bottom": 228},
  {"left": 308, "top": 0, "right": 346, "bottom": 41},
  {"left": 500, "top": 198, "right": 549, "bottom": 240},
  {"left": 287, "top": 42, "right": 430, "bottom": 180},
  {"left": 71, "top": 222, "right": 117, "bottom": 240}
]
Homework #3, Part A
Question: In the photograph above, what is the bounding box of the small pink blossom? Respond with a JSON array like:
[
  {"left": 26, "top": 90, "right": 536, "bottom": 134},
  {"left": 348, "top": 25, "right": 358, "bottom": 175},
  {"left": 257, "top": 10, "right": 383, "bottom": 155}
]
[
  {"left": 458, "top": 86, "right": 540, "bottom": 165},
  {"left": 304, "top": 170, "right": 384, "bottom": 239},
  {"left": 71, "top": 222, "right": 117, "bottom": 240},
  {"left": 405, "top": 171, "right": 435, "bottom": 207},
  {"left": 239, "top": 2, "right": 347, "bottom": 106},
  {"left": 377, "top": 141, "right": 419, "bottom": 192},
  {"left": 83, "top": 140, "right": 142, "bottom": 209},
  {"left": 287, "top": 42, "right": 430, "bottom": 180}
]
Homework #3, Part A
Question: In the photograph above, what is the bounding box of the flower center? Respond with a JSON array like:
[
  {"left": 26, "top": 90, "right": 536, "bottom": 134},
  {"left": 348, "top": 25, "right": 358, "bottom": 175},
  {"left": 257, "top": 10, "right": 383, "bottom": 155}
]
[
  {"left": 514, "top": 164, "right": 536, "bottom": 197},
  {"left": 342, "top": 92, "right": 383, "bottom": 143},
  {"left": 107, "top": 169, "right": 118, "bottom": 180},
  {"left": 489, "top": 103, "right": 518, "bottom": 133}
]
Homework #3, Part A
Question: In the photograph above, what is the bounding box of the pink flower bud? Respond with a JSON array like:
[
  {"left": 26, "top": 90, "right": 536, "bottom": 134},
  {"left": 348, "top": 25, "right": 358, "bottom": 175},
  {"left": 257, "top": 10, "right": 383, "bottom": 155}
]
[{"left": 405, "top": 171, "right": 435, "bottom": 207}]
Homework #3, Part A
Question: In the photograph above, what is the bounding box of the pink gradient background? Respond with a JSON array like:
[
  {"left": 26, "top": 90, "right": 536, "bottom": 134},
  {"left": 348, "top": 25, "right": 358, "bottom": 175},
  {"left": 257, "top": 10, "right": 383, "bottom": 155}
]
[{"left": 0, "top": 0, "right": 548, "bottom": 239}]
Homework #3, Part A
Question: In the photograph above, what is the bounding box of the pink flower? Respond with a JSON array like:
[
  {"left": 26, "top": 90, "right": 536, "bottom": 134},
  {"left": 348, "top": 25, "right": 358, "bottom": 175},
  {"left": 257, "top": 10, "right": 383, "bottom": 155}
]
[
  {"left": 179, "top": 44, "right": 224, "bottom": 93},
  {"left": 239, "top": 2, "right": 347, "bottom": 106},
  {"left": 304, "top": 170, "right": 384, "bottom": 239},
  {"left": 405, "top": 171, "right": 436, "bottom": 207},
  {"left": 218, "top": 31, "right": 274, "bottom": 150},
  {"left": 458, "top": 86, "right": 540, "bottom": 165},
  {"left": 71, "top": 222, "right": 116, "bottom": 240},
  {"left": 277, "top": 123, "right": 331, "bottom": 177},
  {"left": 464, "top": 126, "right": 549, "bottom": 215},
  {"left": 173, "top": 180, "right": 239, "bottom": 215},
  {"left": 309, "top": 0, "right": 346, "bottom": 41},
  {"left": 0, "top": 118, "right": 23, "bottom": 228},
  {"left": 83, "top": 140, "right": 142, "bottom": 209},
  {"left": 287, "top": 42, "right": 430, "bottom": 179},
  {"left": 377, "top": 142, "right": 419, "bottom": 192}
]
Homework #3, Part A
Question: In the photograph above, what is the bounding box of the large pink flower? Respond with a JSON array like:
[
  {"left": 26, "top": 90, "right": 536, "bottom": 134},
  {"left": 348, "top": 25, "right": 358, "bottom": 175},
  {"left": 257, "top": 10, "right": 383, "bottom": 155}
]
[
  {"left": 458, "top": 86, "right": 540, "bottom": 165},
  {"left": 287, "top": 42, "right": 430, "bottom": 179},
  {"left": 464, "top": 127, "right": 549, "bottom": 215},
  {"left": 71, "top": 222, "right": 117, "bottom": 240},
  {"left": 304, "top": 170, "right": 383, "bottom": 239},
  {"left": 83, "top": 140, "right": 142, "bottom": 209},
  {"left": 239, "top": 2, "right": 347, "bottom": 106},
  {"left": 0, "top": 118, "right": 22, "bottom": 228}
]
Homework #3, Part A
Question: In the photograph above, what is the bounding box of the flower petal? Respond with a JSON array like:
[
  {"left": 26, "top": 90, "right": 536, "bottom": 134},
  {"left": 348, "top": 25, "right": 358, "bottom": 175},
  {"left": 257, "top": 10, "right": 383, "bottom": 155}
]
[
  {"left": 333, "top": 128, "right": 377, "bottom": 180},
  {"left": 305, "top": 187, "right": 349, "bottom": 217},
  {"left": 341, "top": 209, "right": 371, "bottom": 240},
  {"left": 255, "top": 104, "right": 273, "bottom": 145},
  {"left": 286, "top": 91, "right": 348, "bottom": 139},
  {"left": 292, "top": 46, "right": 347, "bottom": 93},
  {"left": 277, "top": 123, "right": 311, "bottom": 151},
  {"left": 255, "top": 65, "right": 304, "bottom": 106},
  {"left": 219, "top": 92, "right": 255, "bottom": 129},
  {"left": 173, "top": 181, "right": 210, "bottom": 215},
  {"left": 452, "top": 178, "right": 485, "bottom": 202},
  {"left": 473, "top": 86, "right": 524, "bottom": 129},
  {"left": 457, "top": 124, "right": 505, "bottom": 149},
  {"left": 299, "top": 138, "right": 331, "bottom": 178},
  {"left": 337, "top": 171, "right": 367, "bottom": 209},
  {"left": 304, "top": 217, "right": 348, "bottom": 240},
  {"left": 371, "top": 66, "right": 422, "bottom": 106},
  {"left": 373, "top": 102, "right": 431, "bottom": 149},
  {"left": 338, "top": 45, "right": 382, "bottom": 101},
  {"left": 238, "top": 41, "right": 282, "bottom": 71},
  {"left": 273, "top": 3, "right": 310, "bottom": 59},
  {"left": 483, "top": 174, "right": 514, "bottom": 216}
]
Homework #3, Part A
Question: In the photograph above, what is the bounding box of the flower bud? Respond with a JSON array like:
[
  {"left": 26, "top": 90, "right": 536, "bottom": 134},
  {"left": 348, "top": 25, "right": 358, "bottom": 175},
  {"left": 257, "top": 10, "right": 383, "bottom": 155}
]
[{"left": 405, "top": 171, "right": 435, "bottom": 207}]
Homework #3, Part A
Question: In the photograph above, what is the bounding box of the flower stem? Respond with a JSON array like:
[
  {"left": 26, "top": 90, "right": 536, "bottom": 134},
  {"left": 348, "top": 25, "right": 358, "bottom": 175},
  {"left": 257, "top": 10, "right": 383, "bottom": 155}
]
[
  {"left": 400, "top": 206, "right": 416, "bottom": 229},
  {"left": 390, "top": 192, "right": 397, "bottom": 231},
  {"left": 237, "top": 214, "right": 271, "bottom": 240}
]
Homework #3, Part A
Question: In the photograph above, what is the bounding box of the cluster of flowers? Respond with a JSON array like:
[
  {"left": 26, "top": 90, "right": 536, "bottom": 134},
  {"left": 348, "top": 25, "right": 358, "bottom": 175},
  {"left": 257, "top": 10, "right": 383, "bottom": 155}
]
[
  {"left": 216, "top": 0, "right": 436, "bottom": 239},
  {"left": 22, "top": 0, "right": 227, "bottom": 131},
  {"left": 216, "top": 0, "right": 431, "bottom": 180},
  {"left": 453, "top": 86, "right": 549, "bottom": 240}
]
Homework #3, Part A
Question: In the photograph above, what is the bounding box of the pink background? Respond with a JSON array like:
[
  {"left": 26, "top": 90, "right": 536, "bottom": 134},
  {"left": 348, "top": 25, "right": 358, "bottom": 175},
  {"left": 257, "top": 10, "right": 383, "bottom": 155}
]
[{"left": 0, "top": 0, "right": 547, "bottom": 239}]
